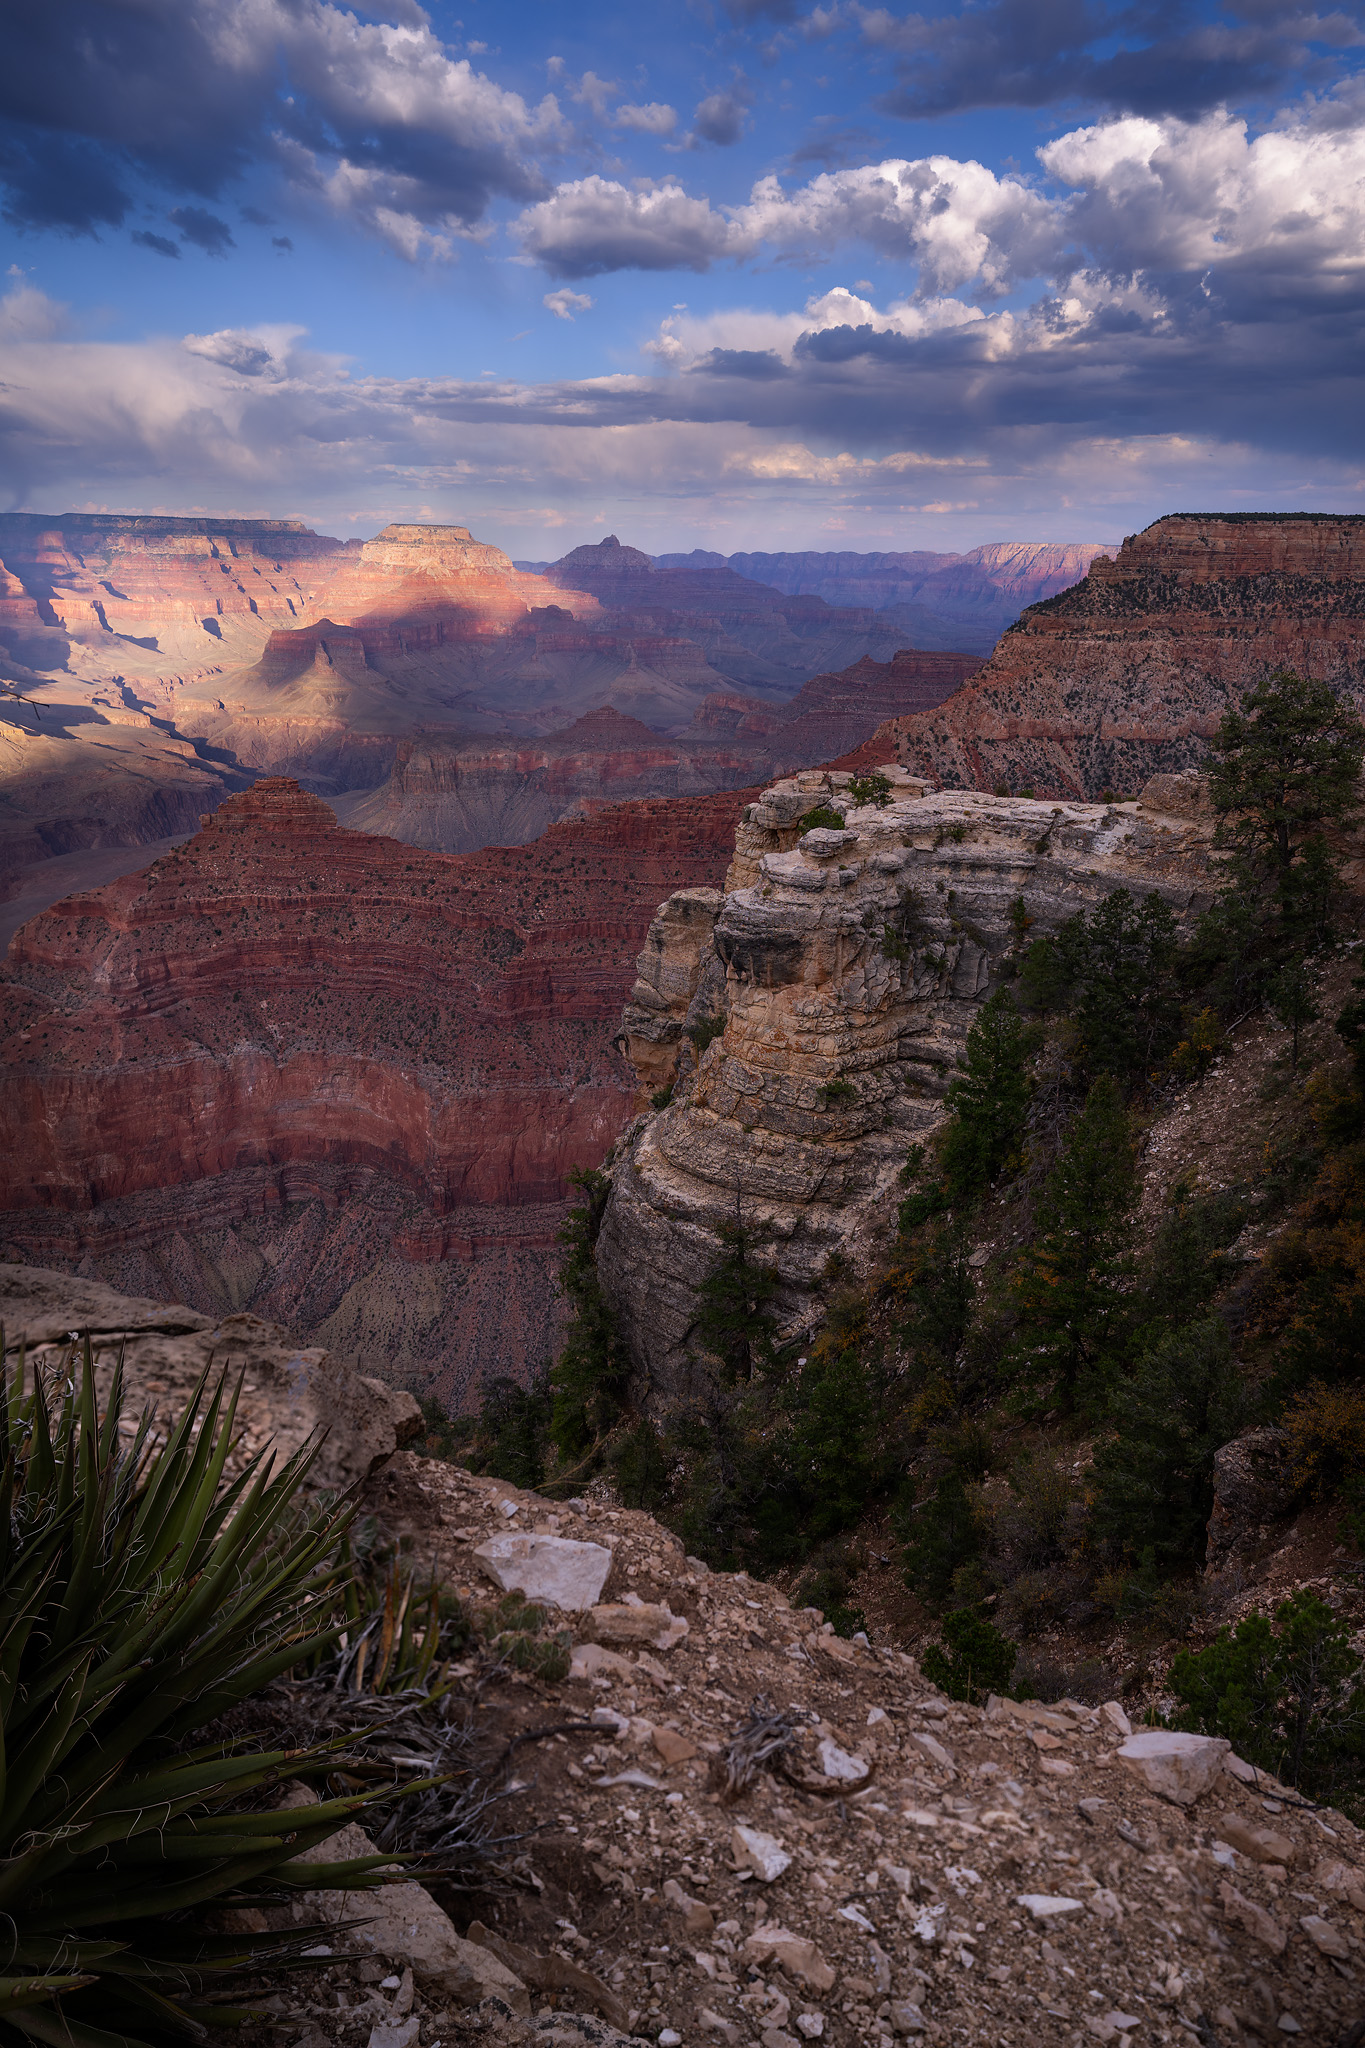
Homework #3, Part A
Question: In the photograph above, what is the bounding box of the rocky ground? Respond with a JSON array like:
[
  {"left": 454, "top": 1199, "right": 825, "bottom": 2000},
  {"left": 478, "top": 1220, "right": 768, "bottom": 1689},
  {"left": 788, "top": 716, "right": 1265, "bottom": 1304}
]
[{"left": 4, "top": 1262, "right": 1362, "bottom": 2048}]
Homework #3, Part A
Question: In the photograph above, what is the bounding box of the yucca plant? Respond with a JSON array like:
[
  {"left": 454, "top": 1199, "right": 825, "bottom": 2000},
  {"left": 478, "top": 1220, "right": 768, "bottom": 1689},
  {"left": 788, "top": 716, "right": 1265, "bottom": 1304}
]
[{"left": 0, "top": 1333, "right": 423, "bottom": 2048}]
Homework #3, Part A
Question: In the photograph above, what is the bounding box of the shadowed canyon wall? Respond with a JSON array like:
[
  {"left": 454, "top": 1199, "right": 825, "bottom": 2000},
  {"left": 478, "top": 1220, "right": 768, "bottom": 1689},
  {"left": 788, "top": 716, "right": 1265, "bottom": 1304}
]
[
  {"left": 886, "top": 513, "right": 1365, "bottom": 800},
  {"left": 0, "top": 776, "right": 752, "bottom": 1403}
]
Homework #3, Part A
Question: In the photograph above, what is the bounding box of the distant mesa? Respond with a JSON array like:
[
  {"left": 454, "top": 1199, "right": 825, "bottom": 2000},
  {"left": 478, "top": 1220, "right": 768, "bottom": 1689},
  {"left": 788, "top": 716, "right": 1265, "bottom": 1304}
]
[{"left": 885, "top": 512, "right": 1365, "bottom": 800}]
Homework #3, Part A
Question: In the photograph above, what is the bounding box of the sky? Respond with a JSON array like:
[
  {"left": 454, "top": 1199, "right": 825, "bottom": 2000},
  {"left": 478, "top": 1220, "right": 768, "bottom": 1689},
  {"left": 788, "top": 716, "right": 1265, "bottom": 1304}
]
[{"left": 1, "top": 0, "right": 1365, "bottom": 557}]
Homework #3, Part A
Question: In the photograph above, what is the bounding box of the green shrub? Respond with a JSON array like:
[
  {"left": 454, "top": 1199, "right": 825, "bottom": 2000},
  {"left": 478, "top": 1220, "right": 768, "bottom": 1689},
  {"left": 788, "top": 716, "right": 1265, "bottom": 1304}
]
[
  {"left": 1170, "top": 1589, "right": 1365, "bottom": 1815},
  {"left": 693, "top": 1219, "right": 780, "bottom": 1384},
  {"left": 687, "top": 1013, "right": 727, "bottom": 1054},
  {"left": 847, "top": 771, "right": 893, "bottom": 809},
  {"left": 465, "top": 1371, "right": 553, "bottom": 1490},
  {"left": 792, "top": 1551, "right": 866, "bottom": 1639},
  {"left": 651, "top": 1080, "right": 675, "bottom": 1109},
  {"left": 921, "top": 1608, "right": 1017, "bottom": 1704},
  {"left": 820, "top": 1076, "right": 856, "bottom": 1107},
  {"left": 1282, "top": 1378, "right": 1365, "bottom": 1498},
  {"left": 0, "top": 1340, "right": 411, "bottom": 2048},
  {"left": 800, "top": 804, "right": 846, "bottom": 831}
]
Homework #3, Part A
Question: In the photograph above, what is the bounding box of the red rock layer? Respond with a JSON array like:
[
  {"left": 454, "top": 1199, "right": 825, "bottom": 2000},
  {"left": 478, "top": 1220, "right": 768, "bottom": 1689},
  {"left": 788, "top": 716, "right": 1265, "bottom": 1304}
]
[
  {"left": 0, "top": 777, "right": 751, "bottom": 1393},
  {"left": 886, "top": 513, "right": 1365, "bottom": 800}
]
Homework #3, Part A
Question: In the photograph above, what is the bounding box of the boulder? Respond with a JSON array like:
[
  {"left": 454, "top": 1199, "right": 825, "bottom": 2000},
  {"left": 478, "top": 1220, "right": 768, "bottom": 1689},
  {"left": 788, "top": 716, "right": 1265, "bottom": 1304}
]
[
  {"left": 815, "top": 1738, "right": 869, "bottom": 1783},
  {"left": 473, "top": 1531, "right": 613, "bottom": 1611},
  {"left": 583, "top": 1600, "right": 689, "bottom": 1651},
  {"left": 1117, "top": 1730, "right": 1230, "bottom": 1805},
  {"left": 285, "top": 1817, "right": 529, "bottom": 2013},
  {"left": 1204, "top": 1428, "right": 1293, "bottom": 1580}
]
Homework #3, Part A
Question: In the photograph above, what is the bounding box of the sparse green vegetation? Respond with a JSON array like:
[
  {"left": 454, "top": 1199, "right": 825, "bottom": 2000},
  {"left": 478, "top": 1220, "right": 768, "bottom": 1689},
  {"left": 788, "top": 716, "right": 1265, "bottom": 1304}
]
[{"left": 799, "top": 804, "right": 846, "bottom": 831}]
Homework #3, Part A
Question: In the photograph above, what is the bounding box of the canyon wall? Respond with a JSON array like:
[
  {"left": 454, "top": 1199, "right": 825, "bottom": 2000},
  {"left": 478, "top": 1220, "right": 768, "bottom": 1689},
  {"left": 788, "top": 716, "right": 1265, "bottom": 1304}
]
[
  {"left": 0, "top": 776, "right": 751, "bottom": 1403},
  {"left": 886, "top": 512, "right": 1365, "bottom": 800},
  {"left": 0, "top": 515, "right": 988, "bottom": 920},
  {"left": 330, "top": 649, "right": 980, "bottom": 854},
  {"left": 597, "top": 764, "right": 1217, "bottom": 1399},
  {"left": 652, "top": 540, "right": 1118, "bottom": 652}
]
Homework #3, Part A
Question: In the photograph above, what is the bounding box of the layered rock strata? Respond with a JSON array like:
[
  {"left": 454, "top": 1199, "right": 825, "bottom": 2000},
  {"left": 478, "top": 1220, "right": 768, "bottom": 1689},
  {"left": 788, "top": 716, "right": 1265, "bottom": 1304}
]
[
  {"left": 599, "top": 765, "right": 1217, "bottom": 1398},
  {"left": 0, "top": 776, "right": 751, "bottom": 1400},
  {"left": 331, "top": 650, "right": 979, "bottom": 856},
  {"left": 887, "top": 512, "right": 1365, "bottom": 800}
]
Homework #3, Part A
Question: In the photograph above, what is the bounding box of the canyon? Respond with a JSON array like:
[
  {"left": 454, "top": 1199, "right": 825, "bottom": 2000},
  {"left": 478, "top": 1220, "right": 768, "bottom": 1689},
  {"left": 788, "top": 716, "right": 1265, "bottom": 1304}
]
[
  {"left": 650, "top": 540, "right": 1118, "bottom": 653},
  {"left": 886, "top": 512, "right": 1365, "bottom": 800},
  {"left": 596, "top": 764, "right": 1219, "bottom": 1398},
  {"left": 0, "top": 515, "right": 989, "bottom": 915},
  {"left": 0, "top": 774, "right": 755, "bottom": 1403}
]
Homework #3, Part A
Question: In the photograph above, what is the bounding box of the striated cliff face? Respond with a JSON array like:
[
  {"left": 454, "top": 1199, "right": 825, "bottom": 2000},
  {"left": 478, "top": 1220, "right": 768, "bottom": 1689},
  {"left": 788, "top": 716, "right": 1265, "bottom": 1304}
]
[
  {"left": 0, "top": 776, "right": 750, "bottom": 1402},
  {"left": 888, "top": 512, "right": 1365, "bottom": 800},
  {"left": 598, "top": 764, "right": 1217, "bottom": 1399},
  {"left": 328, "top": 650, "right": 980, "bottom": 855}
]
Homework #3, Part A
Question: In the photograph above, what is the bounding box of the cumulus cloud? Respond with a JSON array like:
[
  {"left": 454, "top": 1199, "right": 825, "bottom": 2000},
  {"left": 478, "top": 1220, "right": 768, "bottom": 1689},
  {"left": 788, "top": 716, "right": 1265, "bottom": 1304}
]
[
  {"left": 0, "top": 0, "right": 564, "bottom": 249},
  {"left": 615, "top": 102, "right": 678, "bottom": 135},
  {"left": 182, "top": 328, "right": 279, "bottom": 376},
  {"left": 514, "top": 177, "right": 750, "bottom": 276},
  {"left": 544, "top": 288, "right": 595, "bottom": 319}
]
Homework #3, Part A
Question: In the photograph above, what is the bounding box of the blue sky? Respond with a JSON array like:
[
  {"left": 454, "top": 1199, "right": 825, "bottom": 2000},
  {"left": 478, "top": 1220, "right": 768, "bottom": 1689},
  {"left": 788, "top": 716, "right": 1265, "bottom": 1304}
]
[{"left": 2, "top": 0, "right": 1364, "bottom": 556}]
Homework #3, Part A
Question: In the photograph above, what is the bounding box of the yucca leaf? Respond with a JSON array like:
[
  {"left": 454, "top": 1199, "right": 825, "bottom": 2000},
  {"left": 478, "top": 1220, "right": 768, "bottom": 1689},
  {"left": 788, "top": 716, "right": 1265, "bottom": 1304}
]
[
  {"left": 0, "top": 1975, "right": 98, "bottom": 2008},
  {"left": 8, "top": 2007, "right": 151, "bottom": 2048}
]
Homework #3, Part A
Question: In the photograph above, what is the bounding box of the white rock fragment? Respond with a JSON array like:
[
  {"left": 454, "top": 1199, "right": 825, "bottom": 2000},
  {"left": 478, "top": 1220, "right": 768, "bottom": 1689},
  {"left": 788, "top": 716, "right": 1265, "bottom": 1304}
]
[
  {"left": 908, "top": 1731, "right": 954, "bottom": 1769},
  {"left": 1300, "top": 1913, "right": 1350, "bottom": 1959},
  {"left": 732, "top": 1824, "right": 792, "bottom": 1882},
  {"left": 817, "top": 1737, "right": 870, "bottom": 1782},
  {"left": 472, "top": 1531, "right": 612, "bottom": 1611},
  {"left": 368, "top": 2022, "right": 420, "bottom": 2048},
  {"left": 586, "top": 1600, "right": 690, "bottom": 1651},
  {"left": 795, "top": 2015, "right": 825, "bottom": 2039},
  {"left": 1016, "top": 1894, "right": 1085, "bottom": 1921},
  {"left": 1100, "top": 1700, "right": 1132, "bottom": 1737},
  {"left": 743, "top": 1926, "right": 836, "bottom": 1991},
  {"left": 1117, "top": 1729, "right": 1230, "bottom": 1805}
]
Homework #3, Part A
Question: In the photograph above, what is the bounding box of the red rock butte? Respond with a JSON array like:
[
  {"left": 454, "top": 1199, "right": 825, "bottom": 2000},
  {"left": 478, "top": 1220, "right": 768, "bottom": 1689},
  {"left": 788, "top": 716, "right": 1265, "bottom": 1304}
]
[
  {"left": 0, "top": 776, "right": 752, "bottom": 1400},
  {"left": 885, "top": 512, "right": 1365, "bottom": 800}
]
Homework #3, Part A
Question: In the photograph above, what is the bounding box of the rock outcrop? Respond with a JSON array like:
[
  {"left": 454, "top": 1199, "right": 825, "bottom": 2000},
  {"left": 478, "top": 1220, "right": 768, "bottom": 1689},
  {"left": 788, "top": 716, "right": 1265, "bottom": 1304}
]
[
  {"left": 0, "top": 1261, "right": 420, "bottom": 1492},
  {"left": 599, "top": 765, "right": 1218, "bottom": 1398},
  {"left": 0, "top": 777, "right": 751, "bottom": 1401},
  {"left": 886, "top": 513, "right": 1365, "bottom": 800}
]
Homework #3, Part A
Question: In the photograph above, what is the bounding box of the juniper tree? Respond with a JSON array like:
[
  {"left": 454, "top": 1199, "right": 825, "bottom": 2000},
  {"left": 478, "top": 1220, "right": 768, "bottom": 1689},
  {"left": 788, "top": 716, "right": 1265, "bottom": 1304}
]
[{"left": 1012, "top": 1073, "right": 1139, "bottom": 1412}]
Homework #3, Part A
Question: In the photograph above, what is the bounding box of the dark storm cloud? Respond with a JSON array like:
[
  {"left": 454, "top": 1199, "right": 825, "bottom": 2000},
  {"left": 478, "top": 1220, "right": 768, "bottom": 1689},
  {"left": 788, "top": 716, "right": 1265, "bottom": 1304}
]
[
  {"left": 169, "top": 206, "right": 235, "bottom": 255},
  {"left": 0, "top": 0, "right": 563, "bottom": 251},
  {"left": 130, "top": 229, "right": 181, "bottom": 257},
  {"left": 692, "top": 88, "right": 752, "bottom": 145},
  {"left": 861, "top": 0, "right": 1365, "bottom": 120}
]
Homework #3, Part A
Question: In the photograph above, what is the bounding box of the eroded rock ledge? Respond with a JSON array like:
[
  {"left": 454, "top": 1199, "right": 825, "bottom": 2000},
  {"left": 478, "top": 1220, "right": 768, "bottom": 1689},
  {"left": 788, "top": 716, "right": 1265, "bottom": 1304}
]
[{"left": 599, "top": 765, "right": 1217, "bottom": 1399}]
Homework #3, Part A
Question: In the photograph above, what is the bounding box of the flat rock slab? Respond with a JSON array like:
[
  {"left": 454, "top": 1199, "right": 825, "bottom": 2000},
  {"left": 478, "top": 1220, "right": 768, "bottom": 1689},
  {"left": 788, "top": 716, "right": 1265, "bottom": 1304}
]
[
  {"left": 1118, "top": 1730, "right": 1230, "bottom": 1805},
  {"left": 475, "top": 1531, "right": 613, "bottom": 1611}
]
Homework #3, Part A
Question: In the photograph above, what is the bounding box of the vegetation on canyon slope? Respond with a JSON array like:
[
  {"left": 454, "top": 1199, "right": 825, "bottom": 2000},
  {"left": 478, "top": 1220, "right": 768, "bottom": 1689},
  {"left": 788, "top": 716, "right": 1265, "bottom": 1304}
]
[{"left": 459, "top": 670, "right": 1365, "bottom": 1812}]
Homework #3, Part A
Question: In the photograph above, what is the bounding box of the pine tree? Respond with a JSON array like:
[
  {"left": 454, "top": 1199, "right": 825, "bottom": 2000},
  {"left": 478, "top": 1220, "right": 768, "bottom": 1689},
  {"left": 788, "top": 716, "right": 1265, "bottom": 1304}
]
[
  {"left": 939, "top": 987, "right": 1033, "bottom": 1204},
  {"left": 1090, "top": 1317, "right": 1251, "bottom": 1568},
  {"left": 1012, "top": 1074, "right": 1139, "bottom": 1411},
  {"left": 693, "top": 1211, "right": 780, "bottom": 1383},
  {"left": 1209, "top": 668, "right": 1364, "bottom": 878},
  {"left": 550, "top": 1167, "right": 632, "bottom": 1460}
]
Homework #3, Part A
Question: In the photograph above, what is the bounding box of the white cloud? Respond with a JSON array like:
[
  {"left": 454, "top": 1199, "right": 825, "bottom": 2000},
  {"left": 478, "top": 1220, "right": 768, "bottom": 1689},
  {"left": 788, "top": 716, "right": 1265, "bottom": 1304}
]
[
  {"left": 0, "top": 284, "right": 69, "bottom": 343},
  {"left": 615, "top": 101, "right": 678, "bottom": 135},
  {"left": 513, "top": 177, "right": 751, "bottom": 277},
  {"left": 544, "top": 289, "right": 595, "bottom": 320}
]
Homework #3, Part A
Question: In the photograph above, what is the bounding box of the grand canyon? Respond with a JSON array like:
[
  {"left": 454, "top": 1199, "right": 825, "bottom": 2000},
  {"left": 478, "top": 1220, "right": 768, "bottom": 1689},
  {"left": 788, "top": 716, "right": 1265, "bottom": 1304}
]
[{"left": 6, "top": 509, "right": 1365, "bottom": 1404}]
